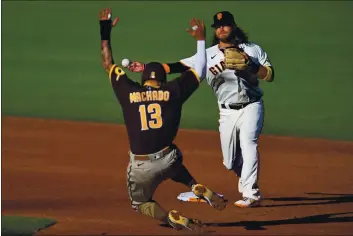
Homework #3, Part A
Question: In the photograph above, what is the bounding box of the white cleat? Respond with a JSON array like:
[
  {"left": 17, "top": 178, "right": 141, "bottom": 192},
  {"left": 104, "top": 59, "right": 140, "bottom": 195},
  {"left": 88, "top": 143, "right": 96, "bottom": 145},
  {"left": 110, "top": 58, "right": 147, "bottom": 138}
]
[{"left": 234, "top": 197, "right": 261, "bottom": 208}]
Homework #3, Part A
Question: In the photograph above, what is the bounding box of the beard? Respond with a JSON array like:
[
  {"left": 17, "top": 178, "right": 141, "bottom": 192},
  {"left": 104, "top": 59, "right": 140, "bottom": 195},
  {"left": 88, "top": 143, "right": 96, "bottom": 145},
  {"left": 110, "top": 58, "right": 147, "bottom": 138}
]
[
  {"left": 217, "top": 33, "right": 230, "bottom": 43},
  {"left": 212, "top": 25, "right": 247, "bottom": 47},
  {"left": 218, "top": 36, "right": 230, "bottom": 43},
  {"left": 217, "top": 30, "right": 234, "bottom": 43}
]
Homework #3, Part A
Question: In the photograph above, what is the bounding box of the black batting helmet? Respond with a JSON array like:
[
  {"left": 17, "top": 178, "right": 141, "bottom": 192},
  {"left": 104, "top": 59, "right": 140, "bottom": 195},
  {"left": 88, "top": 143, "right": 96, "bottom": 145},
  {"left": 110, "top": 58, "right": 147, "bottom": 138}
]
[{"left": 141, "top": 62, "right": 167, "bottom": 85}]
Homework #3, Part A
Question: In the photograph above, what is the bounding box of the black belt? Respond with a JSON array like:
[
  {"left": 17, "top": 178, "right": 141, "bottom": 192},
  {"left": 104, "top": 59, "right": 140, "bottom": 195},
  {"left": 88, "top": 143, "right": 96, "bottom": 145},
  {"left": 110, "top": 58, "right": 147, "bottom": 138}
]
[{"left": 221, "top": 100, "right": 259, "bottom": 110}]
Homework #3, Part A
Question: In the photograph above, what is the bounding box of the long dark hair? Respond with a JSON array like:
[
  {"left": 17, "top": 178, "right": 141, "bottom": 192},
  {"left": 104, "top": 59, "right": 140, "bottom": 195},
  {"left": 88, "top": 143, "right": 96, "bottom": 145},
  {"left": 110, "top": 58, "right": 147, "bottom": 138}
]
[{"left": 212, "top": 25, "right": 249, "bottom": 46}]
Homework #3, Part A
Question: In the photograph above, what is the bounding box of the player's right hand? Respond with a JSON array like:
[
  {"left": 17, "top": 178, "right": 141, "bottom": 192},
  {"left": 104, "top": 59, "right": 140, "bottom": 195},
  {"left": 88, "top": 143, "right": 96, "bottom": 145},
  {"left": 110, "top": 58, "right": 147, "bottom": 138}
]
[
  {"left": 186, "top": 18, "right": 205, "bottom": 41},
  {"left": 99, "top": 8, "right": 120, "bottom": 27},
  {"left": 128, "top": 61, "right": 145, "bottom": 72}
]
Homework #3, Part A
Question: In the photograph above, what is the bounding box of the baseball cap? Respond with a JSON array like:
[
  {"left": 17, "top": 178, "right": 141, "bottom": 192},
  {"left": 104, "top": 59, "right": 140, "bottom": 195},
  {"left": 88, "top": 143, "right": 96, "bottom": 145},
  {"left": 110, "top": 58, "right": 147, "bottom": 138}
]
[
  {"left": 211, "top": 11, "right": 236, "bottom": 28},
  {"left": 142, "top": 62, "right": 167, "bottom": 84}
]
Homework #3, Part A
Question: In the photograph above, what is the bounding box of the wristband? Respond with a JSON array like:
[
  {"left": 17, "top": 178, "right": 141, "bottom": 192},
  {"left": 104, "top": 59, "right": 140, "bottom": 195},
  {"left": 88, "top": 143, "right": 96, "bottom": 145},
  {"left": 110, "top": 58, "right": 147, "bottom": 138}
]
[
  {"left": 100, "top": 20, "right": 112, "bottom": 40},
  {"left": 263, "top": 66, "right": 273, "bottom": 81}
]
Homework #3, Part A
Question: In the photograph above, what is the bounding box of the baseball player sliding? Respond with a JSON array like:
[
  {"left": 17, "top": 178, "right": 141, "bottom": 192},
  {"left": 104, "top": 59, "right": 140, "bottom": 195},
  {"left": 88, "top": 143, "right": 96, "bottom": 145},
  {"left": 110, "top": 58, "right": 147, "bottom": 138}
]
[
  {"left": 128, "top": 11, "right": 275, "bottom": 208},
  {"left": 99, "top": 8, "right": 227, "bottom": 232}
]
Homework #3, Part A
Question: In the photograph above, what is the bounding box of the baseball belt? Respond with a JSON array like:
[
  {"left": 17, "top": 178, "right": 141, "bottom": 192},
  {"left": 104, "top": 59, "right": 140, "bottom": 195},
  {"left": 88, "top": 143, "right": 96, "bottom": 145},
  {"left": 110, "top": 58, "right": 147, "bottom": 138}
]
[
  {"left": 130, "top": 146, "right": 172, "bottom": 162},
  {"left": 221, "top": 99, "right": 260, "bottom": 110}
]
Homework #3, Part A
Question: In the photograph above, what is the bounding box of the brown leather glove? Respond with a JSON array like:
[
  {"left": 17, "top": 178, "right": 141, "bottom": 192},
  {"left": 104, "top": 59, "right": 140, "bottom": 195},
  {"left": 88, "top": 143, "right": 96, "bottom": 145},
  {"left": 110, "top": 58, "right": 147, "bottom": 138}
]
[
  {"left": 224, "top": 47, "right": 249, "bottom": 70},
  {"left": 224, "top": 47, "right": 260, "bottom": 74}
]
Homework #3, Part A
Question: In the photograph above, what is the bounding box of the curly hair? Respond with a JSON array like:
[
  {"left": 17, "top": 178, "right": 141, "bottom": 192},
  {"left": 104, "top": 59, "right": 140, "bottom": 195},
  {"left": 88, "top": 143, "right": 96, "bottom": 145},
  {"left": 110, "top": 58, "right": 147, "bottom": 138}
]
[{"left": 212, "top": 25, "right": 249, "bottom": 46}]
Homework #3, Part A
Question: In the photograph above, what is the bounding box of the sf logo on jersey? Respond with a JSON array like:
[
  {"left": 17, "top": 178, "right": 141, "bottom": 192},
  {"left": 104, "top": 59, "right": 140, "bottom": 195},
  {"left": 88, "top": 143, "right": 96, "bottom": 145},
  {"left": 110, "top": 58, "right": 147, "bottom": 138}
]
[{"left": 209, "top": 61, "right": 226, "bottom": 76}]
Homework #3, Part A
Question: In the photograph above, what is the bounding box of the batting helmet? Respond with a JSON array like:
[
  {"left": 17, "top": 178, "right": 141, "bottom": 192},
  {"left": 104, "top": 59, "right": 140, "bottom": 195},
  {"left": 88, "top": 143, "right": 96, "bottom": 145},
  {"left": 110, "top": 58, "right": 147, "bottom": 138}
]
[{"left": 141, "top": 62, "right": 167, "bottom": 85}]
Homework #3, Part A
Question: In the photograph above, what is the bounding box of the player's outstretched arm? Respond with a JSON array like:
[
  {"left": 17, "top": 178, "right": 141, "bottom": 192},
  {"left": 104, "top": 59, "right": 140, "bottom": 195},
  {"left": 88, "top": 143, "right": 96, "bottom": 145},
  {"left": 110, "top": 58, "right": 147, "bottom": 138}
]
[
  {"left": 127, "top": 61, "right": 190, "bottom": 74},
  {"left": 166, "top": 17, "right": 206, "bottom": 103},
  {"left": 99, "top": 8, "right": 120, "bottom": 73},
  {"left": 186, "top": 18, "right": 206, "bottom": 80}
]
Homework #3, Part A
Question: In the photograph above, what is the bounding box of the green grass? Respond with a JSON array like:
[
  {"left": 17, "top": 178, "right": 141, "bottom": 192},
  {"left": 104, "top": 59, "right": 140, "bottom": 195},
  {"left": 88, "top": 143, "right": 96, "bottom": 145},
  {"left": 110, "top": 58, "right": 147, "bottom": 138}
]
[
  {"left": 1, "top": 215, "right": 56, "bottom": 236},
  {"left": 2, "top": 1, "right": 353, "bottom": 140}
]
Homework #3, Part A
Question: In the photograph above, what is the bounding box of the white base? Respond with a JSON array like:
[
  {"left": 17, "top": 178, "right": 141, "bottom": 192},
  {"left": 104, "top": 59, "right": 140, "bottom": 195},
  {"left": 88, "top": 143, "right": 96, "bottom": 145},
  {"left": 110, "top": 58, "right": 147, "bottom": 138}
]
[{"left": 177, "top": 191, "right": 224, "bottom": 203}]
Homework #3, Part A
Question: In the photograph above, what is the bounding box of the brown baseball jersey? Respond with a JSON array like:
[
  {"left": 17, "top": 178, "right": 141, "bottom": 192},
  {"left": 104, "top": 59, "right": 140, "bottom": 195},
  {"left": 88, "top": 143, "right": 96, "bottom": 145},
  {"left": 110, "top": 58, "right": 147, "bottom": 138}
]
[{"left": 108, "top": 65, "right": 200, "bottom": 155}]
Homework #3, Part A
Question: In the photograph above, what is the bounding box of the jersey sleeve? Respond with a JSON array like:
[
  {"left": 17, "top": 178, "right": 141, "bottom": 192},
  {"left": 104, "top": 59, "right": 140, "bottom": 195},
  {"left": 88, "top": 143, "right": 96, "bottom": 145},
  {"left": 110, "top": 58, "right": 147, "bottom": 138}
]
[
  {"left": 254, "top": 45, "right": 272, "bottom": 67},
  {"left": 166, "top": 69, "right": 200, "bottom": 103},
  {"left": 108, "top": 64, "right": 138, "bottom": 105},
  {"left": 180, "top": 54, "right": 196, "bottom": 69}
]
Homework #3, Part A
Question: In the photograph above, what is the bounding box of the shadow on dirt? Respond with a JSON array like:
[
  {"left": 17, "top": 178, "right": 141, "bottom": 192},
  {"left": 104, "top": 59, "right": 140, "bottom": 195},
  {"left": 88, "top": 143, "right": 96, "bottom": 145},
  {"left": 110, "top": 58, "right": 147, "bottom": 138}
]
[
  {"left": 206, "top": 212, "right": 353, "bottom": 230},
  {"left": 262, "top": 192, "right": 353, "bottom": 208},
  {"left": 160, "top": 212, "right": 353, "bottom": 231},
  {"left": 160, "top": 193, "right": 353, "bottom": 231}
]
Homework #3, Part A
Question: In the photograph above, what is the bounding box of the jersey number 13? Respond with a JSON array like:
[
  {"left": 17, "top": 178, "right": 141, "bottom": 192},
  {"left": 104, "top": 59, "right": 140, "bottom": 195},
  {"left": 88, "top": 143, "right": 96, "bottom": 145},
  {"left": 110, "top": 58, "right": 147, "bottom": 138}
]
[{"left": 138, "top": 103, "right": 163, "bottom": 131}]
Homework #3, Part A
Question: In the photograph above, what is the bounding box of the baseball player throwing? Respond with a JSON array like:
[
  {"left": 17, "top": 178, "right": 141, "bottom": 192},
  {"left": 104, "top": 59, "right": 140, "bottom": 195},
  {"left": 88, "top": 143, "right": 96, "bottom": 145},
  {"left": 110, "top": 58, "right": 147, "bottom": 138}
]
[
  {"left": 128, "top": 11, "right": 275, "bottom": 208},
  {"left": 99, "top": 8, "right": 227, "bottom": 231}
]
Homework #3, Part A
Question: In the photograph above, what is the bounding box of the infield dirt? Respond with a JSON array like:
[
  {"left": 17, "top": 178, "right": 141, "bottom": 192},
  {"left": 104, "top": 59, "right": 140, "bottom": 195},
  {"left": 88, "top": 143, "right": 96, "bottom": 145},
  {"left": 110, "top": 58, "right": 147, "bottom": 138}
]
[{"left": 2, "top": 116, "right": 353, "bottom": 235}]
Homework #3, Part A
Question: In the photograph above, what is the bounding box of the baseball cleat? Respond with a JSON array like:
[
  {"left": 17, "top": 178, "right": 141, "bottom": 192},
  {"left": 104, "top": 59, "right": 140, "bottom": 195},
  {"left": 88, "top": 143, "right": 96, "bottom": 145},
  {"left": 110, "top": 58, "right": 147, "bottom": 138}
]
[
  {"left": 192, "top": 184, "right": 227, "bottom": 211},
  {"left": 234, "top": 197, "right": 261, "bottom": 208},
  {"left": 167, "top": 210, "right": 202, "bottom": 231}
]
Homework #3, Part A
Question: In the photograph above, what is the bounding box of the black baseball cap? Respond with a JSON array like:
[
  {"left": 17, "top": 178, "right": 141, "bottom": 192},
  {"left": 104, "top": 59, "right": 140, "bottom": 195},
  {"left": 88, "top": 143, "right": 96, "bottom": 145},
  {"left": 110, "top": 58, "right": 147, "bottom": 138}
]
[
  {"left": 211, "top": 11, "right": 236, "bottom": 28},
  {"left": 141, "top": 62, "right": 167, "bottom": 84}
]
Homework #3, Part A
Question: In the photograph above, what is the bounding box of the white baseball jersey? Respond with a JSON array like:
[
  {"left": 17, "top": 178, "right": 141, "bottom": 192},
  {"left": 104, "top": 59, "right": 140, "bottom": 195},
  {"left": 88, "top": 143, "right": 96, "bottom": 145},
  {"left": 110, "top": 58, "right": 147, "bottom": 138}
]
[{"left": 180, "top": 43, "right": 272, "bottom": 104}]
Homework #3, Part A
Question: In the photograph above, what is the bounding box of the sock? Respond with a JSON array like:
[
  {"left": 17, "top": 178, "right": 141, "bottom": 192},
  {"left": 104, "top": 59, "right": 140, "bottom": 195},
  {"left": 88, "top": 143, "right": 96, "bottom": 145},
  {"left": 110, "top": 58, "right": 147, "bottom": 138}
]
[
  {"left": 138, "top": 201, "right": 168, "bottom": 222},
  {"left": 171, "top": 164, "right": 197, "bottom": 188}
]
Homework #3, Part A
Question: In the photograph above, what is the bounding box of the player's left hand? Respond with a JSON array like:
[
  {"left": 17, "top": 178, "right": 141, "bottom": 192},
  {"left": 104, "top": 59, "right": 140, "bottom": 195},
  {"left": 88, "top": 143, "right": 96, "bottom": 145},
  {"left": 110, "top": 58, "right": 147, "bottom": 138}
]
[
  {"left": 99, "top": 8, "right": 120, "bottom": 27},
  {"left": 224, "top": 47, "right": 250, "bottom": 71},
  {"left": 224, "top": 47, "right": 260, "bottom": 74}
]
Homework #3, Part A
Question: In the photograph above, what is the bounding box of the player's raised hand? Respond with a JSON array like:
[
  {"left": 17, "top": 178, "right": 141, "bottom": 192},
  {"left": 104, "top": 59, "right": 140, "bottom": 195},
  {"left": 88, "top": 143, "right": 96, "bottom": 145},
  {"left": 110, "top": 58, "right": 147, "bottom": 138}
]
[
  {"left": 186, "top": 18, "right": 205, "bottom": 41},
  {"left": 99, "top": 8, "right": 120, "bottom": 27},
  {"left": 127, "top": 61, "right": 145, "bottom": 73}
]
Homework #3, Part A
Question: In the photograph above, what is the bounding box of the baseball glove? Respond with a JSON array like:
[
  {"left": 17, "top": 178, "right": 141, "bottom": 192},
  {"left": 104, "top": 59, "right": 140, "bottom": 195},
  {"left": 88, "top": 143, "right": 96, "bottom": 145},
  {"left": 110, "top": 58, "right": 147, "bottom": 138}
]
[{"left": 223, "top": 47, "right": 250, "bottom": 71}]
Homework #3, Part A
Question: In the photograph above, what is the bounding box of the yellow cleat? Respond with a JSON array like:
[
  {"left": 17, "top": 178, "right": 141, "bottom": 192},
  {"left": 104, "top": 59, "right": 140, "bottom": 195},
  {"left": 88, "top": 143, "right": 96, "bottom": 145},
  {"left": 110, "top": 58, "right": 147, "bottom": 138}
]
[
  {"left": 167, "top": 210, "right": 202, "bottom": 231},
  {"left": 192, "top": 184, "right": 227, "bottom": 211}
]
